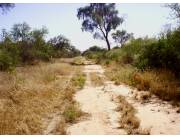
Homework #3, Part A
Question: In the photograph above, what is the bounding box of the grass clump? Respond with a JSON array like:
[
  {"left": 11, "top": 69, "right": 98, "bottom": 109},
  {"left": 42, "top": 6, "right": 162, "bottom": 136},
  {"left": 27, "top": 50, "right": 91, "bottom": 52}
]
[
  {"left": 71, "top": 73, "right": 86, "bottom": 89},
  {"left": 63, "top": 104, "right": 82, "bottom": 123},
  {"left": 72, "top": 56, "right": 86, "bottom": 65},
  {"left": 117, "top": 95, "right": 150, "bottom": 135}
]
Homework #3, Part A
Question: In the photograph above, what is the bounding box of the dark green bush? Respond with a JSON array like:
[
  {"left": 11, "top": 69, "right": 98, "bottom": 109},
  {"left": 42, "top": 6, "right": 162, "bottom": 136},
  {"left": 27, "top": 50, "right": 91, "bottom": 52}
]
[
  {"left": 0, "top": 23, "right": 81, "bottom": 71},
  {"left": 136, "top": 28, "right": 180, "bottom": 76},
  {"left": 0, "top": 50, "right": 14, "bottom": 70}
]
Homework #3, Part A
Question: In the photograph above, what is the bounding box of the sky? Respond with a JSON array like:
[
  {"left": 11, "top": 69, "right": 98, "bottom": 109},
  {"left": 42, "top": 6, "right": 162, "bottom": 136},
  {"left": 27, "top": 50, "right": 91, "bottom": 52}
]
[{"left": 0, "top": 3, "right": 173, "bottom": 51}]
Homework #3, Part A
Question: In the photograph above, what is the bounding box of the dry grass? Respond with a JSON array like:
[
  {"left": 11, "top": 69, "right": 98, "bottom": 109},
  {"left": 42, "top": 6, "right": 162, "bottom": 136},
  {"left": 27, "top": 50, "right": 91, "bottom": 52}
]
[
  {"left": 133, "top": 70, "right": 180, "bottom": 102},
  {"left": 117, "top": 95, "right": 150, "bottom": 135},
  {"left": 71, "top": 73, "right": 86, "bottom": 89},
  {"left": 90, "top": 72, "right": 104, "bottom": 86},
  {"left": 105, "top": 63, "right": 136, "bottom": 86},
  {"left": 63, "top": 103, "right": 83, "bottom": 123},
  {"left": 72, "top": 56, "right": 86, "bottom": 65},
  {"left": 132, "top": 91, "right": 151, "bottom": 103},
  {"left": 105, "top": 63, "right": 180, "bottom": 103},
  {"left": 49, "top": 118, "right": 66, "bottom": 135},
  {"left": 0, "top": 59, "right": 85, "bottom": 134}
]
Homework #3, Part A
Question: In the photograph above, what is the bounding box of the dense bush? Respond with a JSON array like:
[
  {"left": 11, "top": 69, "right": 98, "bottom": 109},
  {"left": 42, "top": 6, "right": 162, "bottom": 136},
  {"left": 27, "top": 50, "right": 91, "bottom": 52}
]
[
  {"left": 136, "top": 28, "right": 180, "bottom": 76},
  {"left": 83, "top": 38, "right": 157, "bottom": 65},
  {"left": 85, "top": 30, "right": 179, "bottom": 76},
  {"left": 0, "top": 50, "right": 14, "bottom": 70},
  {"left": 0, "top": 23, "right": 81, "bottom": 71}
]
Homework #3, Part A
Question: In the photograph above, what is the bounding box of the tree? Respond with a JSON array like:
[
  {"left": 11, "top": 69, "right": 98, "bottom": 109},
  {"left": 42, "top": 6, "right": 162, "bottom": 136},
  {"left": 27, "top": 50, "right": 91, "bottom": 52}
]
[
  {"left": 88, "top": 45, "right": 106, "bottom": 52},
  {"left": 30, "top": 26, "right": 48, "bottom": 44},
  {"left": 11, "top": 22, "right": 31, "bottom": 42},
  {"left": 112, "top": 30, "right": 133, "bottom": 47},
  {"left": 48, "top": 35, "right": 80, "bottom": 57},
  {"left": 0, "top": 3, "right": 14, "bottom": 14},
  {"left": 48, "top": 35, "right": 70, "bottom": 50},
  {"left": 77, "top": 3, "right": 123, "bottom": 50}
]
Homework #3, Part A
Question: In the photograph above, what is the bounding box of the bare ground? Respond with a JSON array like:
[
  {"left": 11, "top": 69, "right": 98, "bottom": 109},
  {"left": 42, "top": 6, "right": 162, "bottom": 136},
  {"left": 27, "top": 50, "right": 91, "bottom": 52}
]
[{"left": 67, "top": 63, "right": 180, "bottom": 135}]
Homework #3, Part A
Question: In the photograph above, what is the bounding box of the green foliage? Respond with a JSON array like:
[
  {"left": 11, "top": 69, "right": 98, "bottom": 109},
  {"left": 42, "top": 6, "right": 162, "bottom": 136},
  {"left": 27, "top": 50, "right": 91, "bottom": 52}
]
[
  {"left": 136, "top": 28, "right": 180, "bottom": 75},
  {"left": 71, "top": 73, "right": 86, "bottom": 89},
  {"left": 0, "top": 3, "right": 14, "bottom": 13},
  {"left": 63, "top": 104, "right": 82, "bottom": 123},
  {"left": 83, "top": 38, "right": 157, "bottom": 65},
  {"left": 77, "top": 3, "right": 123, "bottom": 50},
  {"left": 0, "top": 23, "right": 81, "bottom": 71},
  {"left": 0, "top": 50, "right": 14, "bottom": 71},
  {"left": 48, "top": 35, "right": 81, "bottom": 58},
  {"left": 112, "top": 30, "right": 133, "bottom": 46}
]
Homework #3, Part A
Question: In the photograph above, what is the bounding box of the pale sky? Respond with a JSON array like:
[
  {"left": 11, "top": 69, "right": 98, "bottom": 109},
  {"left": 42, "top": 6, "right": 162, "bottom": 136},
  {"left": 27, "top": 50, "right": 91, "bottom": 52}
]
[{"left": 0, "top": 3, "right": 173, "bottom": 51}]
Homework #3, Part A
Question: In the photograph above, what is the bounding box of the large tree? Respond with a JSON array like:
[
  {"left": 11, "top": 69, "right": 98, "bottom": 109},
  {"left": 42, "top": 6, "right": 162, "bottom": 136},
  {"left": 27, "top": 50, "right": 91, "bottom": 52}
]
[
  {"left": 0, "top": 3, "right": 14, "bottom": 13},
  {"left": 77, "top": 3, "right": 123, "bottom": 50}
]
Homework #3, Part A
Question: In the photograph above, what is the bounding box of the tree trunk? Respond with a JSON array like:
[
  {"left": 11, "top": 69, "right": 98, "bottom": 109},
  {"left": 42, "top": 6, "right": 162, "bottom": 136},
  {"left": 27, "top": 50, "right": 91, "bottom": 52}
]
[{"left": 105, "top": 37, "right": 111, "bottom": 50}]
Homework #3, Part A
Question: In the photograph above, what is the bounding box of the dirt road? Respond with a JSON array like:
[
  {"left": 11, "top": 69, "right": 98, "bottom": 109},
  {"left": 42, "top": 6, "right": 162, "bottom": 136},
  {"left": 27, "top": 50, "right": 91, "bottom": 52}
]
[{"left": 67, "top": 63, "right": 180, "bottom": 135}]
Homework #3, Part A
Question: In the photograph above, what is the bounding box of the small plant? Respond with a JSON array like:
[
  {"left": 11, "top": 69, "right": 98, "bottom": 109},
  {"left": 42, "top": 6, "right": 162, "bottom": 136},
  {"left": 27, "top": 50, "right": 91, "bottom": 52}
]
[
  {"left": 71, "top": 73, "right": 86, "bottom": 89},
  {"left": 63, "top": 104, "right": 82, "bottom": 123}
]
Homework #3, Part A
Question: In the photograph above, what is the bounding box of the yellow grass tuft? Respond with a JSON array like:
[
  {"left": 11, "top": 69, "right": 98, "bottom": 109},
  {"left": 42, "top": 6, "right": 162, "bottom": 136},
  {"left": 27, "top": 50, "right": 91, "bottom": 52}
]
[{"left": 117, "top": 95, "right": 150, "bottom": 135}]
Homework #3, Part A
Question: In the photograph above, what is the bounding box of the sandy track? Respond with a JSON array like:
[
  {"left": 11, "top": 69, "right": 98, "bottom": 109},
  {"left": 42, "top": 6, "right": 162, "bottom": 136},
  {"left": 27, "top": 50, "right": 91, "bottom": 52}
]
[
  {"left": 67, "top": 65, "right": 126, "bottom": 135},
  {"left": 67, "top": 63, "right": 180, "bottom": 135},
  {"left": 104, "top": 82, "right": 180, "bottom": 134}
]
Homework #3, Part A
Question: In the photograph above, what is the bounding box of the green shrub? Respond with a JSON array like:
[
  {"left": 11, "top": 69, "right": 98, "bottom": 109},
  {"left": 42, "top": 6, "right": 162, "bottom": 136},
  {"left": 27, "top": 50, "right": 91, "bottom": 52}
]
[
  {"left": 136, "top": 29, "right": 180, "bottom": 76},
  {"left": 0, "top": 50, "right": 14, "bottom": 71},
  {"left": 63, "top": 104, "right": 82, "bottom": 123},
  {"left": 71, "top": 73, "right": 86, "bottom": 89}
]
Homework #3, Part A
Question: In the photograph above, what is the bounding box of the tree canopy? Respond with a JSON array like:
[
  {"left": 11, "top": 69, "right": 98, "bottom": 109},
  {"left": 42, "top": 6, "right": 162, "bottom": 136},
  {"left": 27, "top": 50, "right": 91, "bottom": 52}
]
[
  {"left": 77, "top": 3, "right": 123, "bottom": 50},
  {"left": 0, "top": 3, "right": 14, "bottom": 13},
  {"left": 166, "top": 3, "right": 180, "bottom": 25},
  {"left": 11, "top": 22, "right": 31, "bottom": 42}
]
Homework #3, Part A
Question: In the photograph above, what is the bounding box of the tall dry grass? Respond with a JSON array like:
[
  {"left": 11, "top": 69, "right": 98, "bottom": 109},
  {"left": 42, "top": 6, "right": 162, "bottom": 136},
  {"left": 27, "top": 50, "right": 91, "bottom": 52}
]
[
  {"left": 105, "top": 63, "right": 136, "bottom": 86},
  {"left": 133, "top": 69, "right": 180, "bottom": 102},
  {"left": 105, "top": 63, "right": 180, "bottom": 103},
  {"left": 0, "top": 59, "right": 85, "bottom": 134}
]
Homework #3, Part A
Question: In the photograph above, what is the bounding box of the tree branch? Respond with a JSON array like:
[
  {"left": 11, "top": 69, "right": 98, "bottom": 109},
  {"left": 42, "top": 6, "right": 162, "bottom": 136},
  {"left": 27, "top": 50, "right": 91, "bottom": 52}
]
[{"left": 97, "top": 24, "right": 106, "bottom": 38}]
